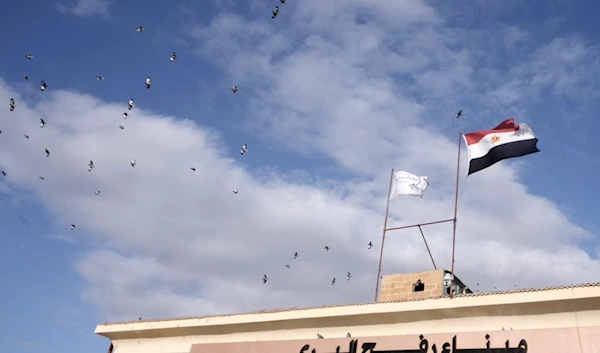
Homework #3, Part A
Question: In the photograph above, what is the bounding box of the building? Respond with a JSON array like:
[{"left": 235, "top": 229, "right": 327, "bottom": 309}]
[{"left": 95, "top": 269, "right": 600, "bottom": 353}]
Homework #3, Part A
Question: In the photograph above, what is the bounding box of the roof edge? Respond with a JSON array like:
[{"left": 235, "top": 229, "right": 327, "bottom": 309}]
[{"left": 96, "top": 281, "right": 600, "bottom": 329}]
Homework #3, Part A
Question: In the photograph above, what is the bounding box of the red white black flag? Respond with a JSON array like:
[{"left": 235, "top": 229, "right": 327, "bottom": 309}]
[{"left": 463, "top": 118, "right": 540, "bottom": 176}]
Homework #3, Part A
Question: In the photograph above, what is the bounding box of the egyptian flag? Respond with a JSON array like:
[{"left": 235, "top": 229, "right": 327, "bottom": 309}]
[{"left": 463, "top": 118, "right": 540, "bottom": 176}]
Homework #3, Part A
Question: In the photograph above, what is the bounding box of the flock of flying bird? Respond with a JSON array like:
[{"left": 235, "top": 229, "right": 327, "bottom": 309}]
[
  {"left": 262, "top": 242, "right": 375, "bottom": 285},
  {"left": 2, "top": 0, "right": 382, "bottom": 287}
]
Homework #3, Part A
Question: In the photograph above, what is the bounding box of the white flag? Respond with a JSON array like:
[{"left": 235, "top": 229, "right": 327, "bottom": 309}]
[{"left": 389, "top": 171, "right": 429, "bottom": 200}]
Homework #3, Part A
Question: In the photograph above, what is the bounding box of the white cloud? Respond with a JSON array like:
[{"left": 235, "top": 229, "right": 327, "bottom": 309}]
[
  {"left": 485, "top": 34, "right": 600, "bottom": 111},
  {"left": 47, "top": 233, "right": 79, "bottom": 244},
  {"left": 56, "top": 0, "right": 114, "bottom": 18},
  {"left": 2, "top": 0, "right": 599, "bottom": 322},
  {"left": 503, "top": 26, "right": 530, "bottom": 48}
]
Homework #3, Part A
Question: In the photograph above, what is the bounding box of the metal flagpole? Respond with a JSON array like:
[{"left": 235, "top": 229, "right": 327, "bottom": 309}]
[
  {"left": 374, "top": 168, "right": 395, "bottom": 301},
  {"left": 449, "top": 132, "right": 462, "bottom": 298}
]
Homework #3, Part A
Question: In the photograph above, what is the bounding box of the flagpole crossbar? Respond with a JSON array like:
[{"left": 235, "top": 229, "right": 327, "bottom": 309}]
[
  {"left": 384, "top": 218, "right": 455, "bottom": 232},
  {"left": 382, "top": 218, "right": 452, "bottom": 278},
  {"left": 374, "top": 216, "right": 455, "bottom": 301}
]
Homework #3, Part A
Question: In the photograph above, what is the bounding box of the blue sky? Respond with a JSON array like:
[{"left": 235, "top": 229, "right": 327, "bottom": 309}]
[{"left": 1, "top": 0, "right": 600, "bottom": 352}]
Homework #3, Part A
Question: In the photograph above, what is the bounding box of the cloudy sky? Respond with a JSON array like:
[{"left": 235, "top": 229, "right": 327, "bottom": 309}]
[{"left": 2, "top": 0, "right": 600, "bottom": 352}]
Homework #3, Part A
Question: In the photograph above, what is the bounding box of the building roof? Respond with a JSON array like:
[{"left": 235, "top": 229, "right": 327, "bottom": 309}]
[{"left": 97, "top": 281, "right": 600, "bottom": 327}]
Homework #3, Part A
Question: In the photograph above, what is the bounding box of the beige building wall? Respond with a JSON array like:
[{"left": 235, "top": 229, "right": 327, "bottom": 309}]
[
  {"left": 95, "top": 284, "right": 600, "bottom": 353},
  {"left": 189, "top": 328, "right": 600, "bottom": 353},
  {"left": 379, "top": 269, "right": 445, "bottom": 301},
  {"left": 379, "top": 269, "right": 470, "bottom": 301}
]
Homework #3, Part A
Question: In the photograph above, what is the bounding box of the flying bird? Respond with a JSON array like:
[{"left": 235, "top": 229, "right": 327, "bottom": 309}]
[
  {"left": 40, "top": 119, "right": 45, "bottom": 128},
  {"left": 119, "top": 125, "right": 125, "bottom": 130},
  {"left": 232, "top": 189, "right": 239, "bottom": 194},
  {"left": 331, "top": 278, "right": 336, "bottom": 285},
  {"left": 324, "top": 246, "right": 329, "bottom": 251},
  {"left": 94, "top": 191, "right": 100, "bottom": 196},
  {"left": 136, "top": 26, "right": 144, "bottom": 32},
  {"left": 25, "top": 54, "right": 33, "bottom": 59},
  {"left": 40, "top": 81, "right": 47, "bottom": 91},
  {"left": 1, "top": 171, "right": 5, "bottom": 176},
  {"left": 346, "top": 272, "right": 352, "bottom": 281},
  {"left": 190, "top": 167, "right": 196, "bottom": 171},
  {"left": 127, "top": 99, "right": 134, "bottom": 110},
  {"left": 231, "top": 85, "right": 238, "bottom": 93},
  {"left": 145, "top": 77, "right": 151, "bottom": 89},
  {"left": 456, "top": 110, "right": 462, "bottom": 119},
  {"left": 293, "top": 252, "right": 298, "bottom": 259},
  {"left": 272, "top": 6, "right": 279, "bottom": 18},
  {"left": 88, "top": 161, "right": 94, "bottom": 171},
  {"left": 9, "top": 98, "right": 15, "bottom": 111},
  {"left": 24, "top": 134, "right": 29, "bottom": 139},
  {"left": 280, "top": 0, "right": 285, "bottom": 3},
  {"left": 123, "top": 112, "right": 128, "bottom": 119},
  {"left": 39, "top": 176, "right": 45, "bottom": 180},
  {"left": 170, "top": 52, "right": 177, "bottom": 62},
  {"left": 285, "top": 264, "right": 290, "bottom": 268},
  {"left": 23, "top": 74, "right": 28, "bottom": 80},
  {"left": 44, "top": 149, "right": 50, "bottom": 157},
  {"left": 96, "top": 75, "right": 104, "bottom": 80},
  {"left": 70, "top": 224, "right": 76, "bottom": 230},
  {"left": 263, "top": 274, "right": 268, "bottom": 283},
  {"left": 368, "top": 241, "right": 373, "bottom": 249},
  {"left": 130, "top": 160, "right": 136, "bottom": 167},
  {"left": 240, "top": 144, "right": 248, "bottom": 155}
]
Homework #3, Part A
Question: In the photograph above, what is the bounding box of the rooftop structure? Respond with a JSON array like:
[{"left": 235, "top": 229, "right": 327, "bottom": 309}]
[{"left": 95, "top": 270, "right": 600, "bottom": 353}]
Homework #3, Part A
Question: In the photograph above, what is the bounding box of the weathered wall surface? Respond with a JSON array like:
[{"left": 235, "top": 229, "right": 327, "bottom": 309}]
[
  {"left": 109, "top": 307, "right": 600, "bottom": 353},
  {"left": 379, "top": 269, "right": 444, "bottom": 301},
  {"left": 101, "top": 286, "right": 600, "bottom": 353},
  {"left": 189, "top": 327, "right": 600, "bottom": 353}
]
